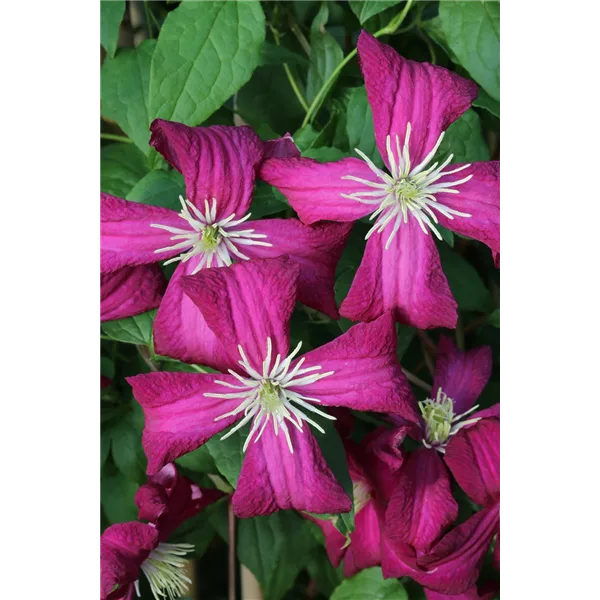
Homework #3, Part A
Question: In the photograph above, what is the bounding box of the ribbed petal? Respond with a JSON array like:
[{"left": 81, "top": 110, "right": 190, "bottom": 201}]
[
  {"left": 340, "top": 218, "right": 457, "bottom": 329},
  {"left": 356, "top": 31, "right": 477, "bottom": 168},
  {"left": 263, "top": 133, "right": 300, "bottom": 159},
  {"left": 150, "top": 120, "right": 263, "bottom": 219}
]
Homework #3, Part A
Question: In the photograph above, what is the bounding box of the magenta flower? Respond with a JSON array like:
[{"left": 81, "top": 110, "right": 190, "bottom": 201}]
[
  {"left": 128, "top": 256, "right": 418, "bottom": 517},
  {"left": 384, "top": 336, "right": 498, "bottom": 554},
  {"left": 260, "top": 31, "right": 499, "bottom": 329},
  {"left": 101, "top": 464, "right": 223, "bottom": 600},
  {"left": 101, "top": 121, "right": 351, "bottom": 369},
  {"left": 101, "top": 264, "right": 166, "bottom": 322}
]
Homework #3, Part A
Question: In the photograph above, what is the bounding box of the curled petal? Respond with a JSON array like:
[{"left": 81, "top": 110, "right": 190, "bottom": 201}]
[{"left": 263, "top": 133, "right": 301, "bottom": 159}]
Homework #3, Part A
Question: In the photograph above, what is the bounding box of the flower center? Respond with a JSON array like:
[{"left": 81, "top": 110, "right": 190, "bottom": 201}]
[
  {"left": 352, "top": 480, "right": 372, "bottom": 514},
  {"left": 206, "top": 338, "right": 336, "bottom": 453},
  {"left": 341, "top": 122, "right": 473, "bottom": 249},
  {"left": 150, "top": 196, "right": 271, "bottom": 274},
  {"left": 418, "top": 387, "right": 480, "bottom": 453},
  {"left": 137, "top": 542, "right": 194, "bottom": 600}
]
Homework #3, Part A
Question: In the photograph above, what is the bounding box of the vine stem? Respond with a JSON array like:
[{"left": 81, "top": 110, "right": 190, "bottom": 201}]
[
  {"left": 301, "top": 0, "right": 414, "bottom": 127},
  {"left": 402, "top": 368, "right": 432, "bottom": 393},
  {"left": 228, "top": 499, "right": 236, "bottom": 600},
  {"left": 100, "top": 133, "right": 132, "bottom": 144}
]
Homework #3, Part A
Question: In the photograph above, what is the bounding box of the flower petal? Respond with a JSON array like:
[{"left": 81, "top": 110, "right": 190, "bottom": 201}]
[
  {"left": 304, "top": 515, "right": 348, "bottom": 568},
  {"left": 356, "top": 31, "right": 477, "bottom": 168},
  {"left": 444, "top": 419, "right": 500, "bottom": 508},
  {"left": 242, "top": 219, "right": 352, "bottom": 319},
  {"left": 127, "top": 372, "right": 245, "bottom": 474},
  {"left": 415, "top": 505, "right": 500, "bottom": 595},
  {"left": 101, "top": 265, "right": 166, "bottom": 322},
  {"left": 263, "top": 133, "right": 301, "bottom": 159},
  {"left": 259, "top": 157, "right": 378, "bottom": 225},
  {"left": 101, "top": 193, "right": 184, "bottom": 272},
  {"left": 386, "top": 448, "right": 458, "bottom": 552},
  {"left": 425, "top": 585, "right": 497, "bottom": 600},
  {"left": 435, "top": 161, "right": 500, "bottom": 255},
  {"left": 101, "top": 522, "right": 158, "bottom": 600},
  {"left": 340, "top": 219, "right": 457, "bottom": 329},
  {"left": 181, "top": 256, "right": 299, "bottom": 374},
  {"left": 343, "top": 500, "right": 383, "bottom": 577},
  {"left": 432, "top": 336, "right": 492, "bottom": 415},
  {"left": 153, "top": 258, "right": 232, "bottom": 372},
  {"left": 150, "top": 120, "right": 263, "bottom": 219},
  {"left": 295, "top": 312, "right": 419, "bottom": 423},
  {"left": 233, "top": 424, "right": 351, "bottom": 517}
]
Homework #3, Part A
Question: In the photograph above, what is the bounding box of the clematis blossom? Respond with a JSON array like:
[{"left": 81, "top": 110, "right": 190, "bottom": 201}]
[
  {"left": 128, "top": 256, "right": 418, "bottom": 518},
  {"left": 101, "top": 121, "right": 351, "bottom": 369},
  {"left": 101, "top": 463, "right": 223, "bottom": 600},
  {"left": 101, "top": 265, "right": 166, "bottom": 322},
  {"left": 260, "top": 31, "right": 499, "bottom": 329}
]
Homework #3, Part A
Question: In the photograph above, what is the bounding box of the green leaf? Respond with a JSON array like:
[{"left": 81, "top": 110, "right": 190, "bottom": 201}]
[
  {"left": 101, "top": 143, "right": 150, "bottom": 197},
  {"left": 101, "top": 40, "right": 156, "bottom": 155},
  {"left": 175, "top": 445, "right": 216, "bottom": 473},
  {"left": 149, "top": 1, "right": 265, "bottom": 125},
  {"left": 204, "top": 424, "right": 245, "bottom": 488},
  {"left": 345, "top": 86, "right": 382, "bottom": 167},
  {"left": 306, "top": 4, "right": 344, "bottom": 103},
  {"left": 126, "top": 169, "right": 186, "bottom": 210},
  {"left": 102, "top": 310, "right": 156, "bottom": 346},
  {"left": 396, "top": 324, "right": 416, "bottom": 360},
  {"left": 473, "top": 87, "right": 500, "bottom": 117},
  {"left": 101, "top": 465, "right": 140, "bottom": 524},
  {"left": 306, "top": 545, "right": 342, "bottom": 597},
  {"left": 487, "top": 308, "right": 500, "bottom": 327},
  {"left": 100, "top": 356, "right": 115, "bottom": 379},
  {"left": 330, "top": 567, "right": 409, "bottom": 600},
  {"left": 259, "top": 41, "right": 310, "bottom": 67},
  {"left": 101, "top": 430, "right": 111, "bottom": 469},
  {"left": 238, "top": 511, "right": 318, "bottom": 600},
  {"left": 303, "top": 147, "right": 346, "bottom": 162},
  {"left": 438, "top": 244, "right": 491, "bottom": 312},
  {"left": 421, "top": 16, "right": 460, "bottom": 63},
  {"left": 348, "top": 1, "right": 401, "bottom": 25},
  {"left": 437, "top": 109, "right": 490, "bottom": 164},
  {"left": 110, "top": 417, "right": 146, "bottom": 481},
  {"left": 439, "top": 1, "right": 500, "bottom": 101},
  {"left": 100, "top": 0, "right": 125, "bottom": 59},
  {"left": 250, "top": 181, "right": 288, "bottom": 218}
]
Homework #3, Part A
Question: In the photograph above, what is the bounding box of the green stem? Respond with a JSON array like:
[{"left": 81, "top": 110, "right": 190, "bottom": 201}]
[
  {"left": 402, "top": 368, "right": 432, "bottom": 393},
  {"left": 301, "top": 0, "right": 414, "bottom": 127},
  {"left": 101, "top": 133, "right": 132, "bottom": 144}
]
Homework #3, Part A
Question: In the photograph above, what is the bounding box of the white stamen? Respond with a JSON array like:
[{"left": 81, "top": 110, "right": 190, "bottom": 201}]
[
  {"left": 150, "top": 195, "right": 272, "bottom": 271},
  {"left": 138, "top": 542, "right": 194, "bottom": 600},
  {"left": 207, "top": 338, "right": 336, "bottom": 453},
  {"left": 342, "top": 124, "right": 473, "bottom": 248}
]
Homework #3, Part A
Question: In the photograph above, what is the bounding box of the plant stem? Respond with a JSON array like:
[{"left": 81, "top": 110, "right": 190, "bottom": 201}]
[
  {"left": 100, "top": 133, "right": 132, "bottom": 144},
  {"left": 228, "top": 499, "right": 236, "bottom": 600},
  {"left": 402, "top": 368, "right": 432, "bottom": 393},
  {"left": 137, "top": 345, "right": 158, "bottom": 372},
  {"left": 301, "top": 0, "right": 414, "bottom": 127}
]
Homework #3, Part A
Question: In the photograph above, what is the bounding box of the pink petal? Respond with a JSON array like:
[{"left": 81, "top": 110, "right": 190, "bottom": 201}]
[
  {"left": 101, "top": 193, "right": 184, "bottom": 272},
  {"left": 150, "top": 120, "right": 263, "bottom": 219},
  {"left": 295, "top": 312, "right": 419, "bottom": 423},
  {"left": 101, "top": 522, "right": 158, "bottom": 600},
  {"left": 340, "top": 218, "right": 457, "bottom": 329},
  {"left": 304, "top": 515, "right": 348, "bottom": 568},
  {"left": 181, "top": 256, "right": 299, "bottom": 374},
  {"left": 356, "top": 31, "right": 477, "bottom": 168},
  {"left": 444, "top": 419, "right": 500, "bottom": 508},
  {"left": 101, "top": 265, "right": 166, "bottom": 322},
  {"left": 416, "top": 505, "right": 500, "bottom": 595},
  {"left": 127, "top": 372, "right": 245, "bottom": 475},
  {"left": 425, "top": 585, "right": 497, "bottom": 600},
  {"left": 242, "top": 219, "right": 352, "bottom": 319},
  {"left": 435, "top": 161, "right": 500, "bottom": 255},
  {"left": 263, "top": 133, "right": 301, "bottom": 159},
  {"left": 259, "top": 157, "right": 377, "bottom": 225},
  {"left": 233, "top": 425, "right": 351, "bottom": 517},
  {"left": 385, "top": 448, "right": 458, "bottom": 552},
  {"left": 343, "top": 500, "right": 383, "bottom": 577},
  {"left": 153, "top": 258, "right": 232, "bottom": 372},
  {"left": 432, "top": 336, "right": 492, "bottom": 415}
]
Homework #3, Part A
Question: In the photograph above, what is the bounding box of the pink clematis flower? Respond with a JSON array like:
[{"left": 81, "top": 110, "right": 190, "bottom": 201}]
[
  {"left": 128, "top": 256, "right": 418, "bottom": 518},
  {"left": 101, "top": 265, "right": 166, "bottom": 322},
  {"left": 101, "top": 121, "right": 351, "bottom": 369},
  {"left": 260, "top": 31, "right": 499, "bottom": 329},
  {"left": 101, "top": 463, "right": 223, "bottom": 600}
]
